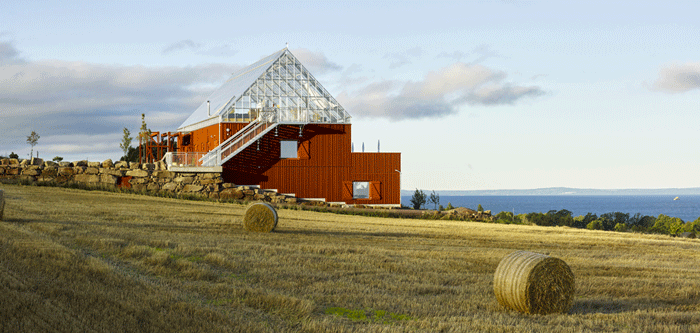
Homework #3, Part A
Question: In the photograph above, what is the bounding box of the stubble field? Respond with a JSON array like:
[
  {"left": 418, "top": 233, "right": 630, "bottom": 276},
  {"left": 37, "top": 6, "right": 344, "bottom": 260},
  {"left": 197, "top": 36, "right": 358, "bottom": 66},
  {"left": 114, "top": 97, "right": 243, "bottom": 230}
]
[{"left": 1, "top": 184, "right": 699, "bottom": 332}]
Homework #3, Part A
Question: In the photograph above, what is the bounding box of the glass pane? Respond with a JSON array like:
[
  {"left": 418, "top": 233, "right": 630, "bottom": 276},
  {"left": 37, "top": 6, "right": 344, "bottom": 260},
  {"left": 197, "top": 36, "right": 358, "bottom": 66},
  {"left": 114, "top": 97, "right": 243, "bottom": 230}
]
[
  {"left": 353, "top": 182, "right": 369, "bottom": 199},
  {"left": 280, "top": 141, "right": 297, "bottom": 158}
]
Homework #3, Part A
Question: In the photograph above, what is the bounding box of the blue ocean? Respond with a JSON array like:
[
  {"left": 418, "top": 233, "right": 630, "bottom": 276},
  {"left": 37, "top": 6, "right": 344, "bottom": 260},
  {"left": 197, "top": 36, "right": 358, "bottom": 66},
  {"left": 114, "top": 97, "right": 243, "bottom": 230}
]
[{"left": 401, "top": 195, "right": 700, "bottom": 222}]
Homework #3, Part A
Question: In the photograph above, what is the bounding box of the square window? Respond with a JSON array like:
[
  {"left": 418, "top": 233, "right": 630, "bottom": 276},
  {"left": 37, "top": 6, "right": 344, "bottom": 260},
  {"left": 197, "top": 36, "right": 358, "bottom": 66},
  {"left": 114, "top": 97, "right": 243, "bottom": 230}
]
[
  {"left": 353, "top": 181, "right": 369, "bottom": 199},
  {"left": 280, "top": 141, "right": 298, "bottom": 158}
]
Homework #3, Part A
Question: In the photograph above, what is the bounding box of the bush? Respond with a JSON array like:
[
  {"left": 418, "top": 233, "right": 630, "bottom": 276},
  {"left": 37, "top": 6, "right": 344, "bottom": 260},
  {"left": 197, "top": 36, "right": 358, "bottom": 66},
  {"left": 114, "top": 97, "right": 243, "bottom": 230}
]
[
  {"left": 495, "top": 211, "right": 514, "bottom": 224},
  {"left": 586, "top": 219, "right": 604, "bottom": 230},
  {"left": 614, "top": 223, "right": 627, "bottom": 232},
  {"left": 650, "top": 214, "right": 684, "bottom": 235},
  {"left": 526, "top": 212, "right": 553, "bottom": 226}
]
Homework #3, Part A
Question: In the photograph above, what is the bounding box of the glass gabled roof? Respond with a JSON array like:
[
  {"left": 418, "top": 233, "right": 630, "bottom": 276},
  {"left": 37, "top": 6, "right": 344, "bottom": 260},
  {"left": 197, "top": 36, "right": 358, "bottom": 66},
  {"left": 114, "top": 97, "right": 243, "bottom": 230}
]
[{"left": 178, "top": 48, "right": 350, "bottom": 131}]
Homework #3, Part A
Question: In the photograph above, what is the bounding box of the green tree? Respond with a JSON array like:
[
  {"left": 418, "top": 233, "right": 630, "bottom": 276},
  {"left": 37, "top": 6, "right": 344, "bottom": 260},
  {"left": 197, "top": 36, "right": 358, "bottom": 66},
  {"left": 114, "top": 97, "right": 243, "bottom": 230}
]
[
  {"left": 495, "top": 211, "right": 514, "bottom": 224},
  {"left": 614, "top": 223, "right": 628, "bottom": 232},
  {"left": 429, "top": 190, "right": 440, "bottom": 210},
  {"left": 650, "top": 214, "right": 684, "bottom": 235},
  {"left": 573, "top": 213, "right": 597, "bottom": 229},
  {"left": 120, "top": 127, "right": 133, "bottom": 160},
  {"left": 477, "top": 204, "right": 484, "bottom": 212},
  {"left": 552, "top": 209, "right": 574, "bottom": 227},
  {"left": 527, "top": 212, "right": 553, "bottom": 226},
  {"left": 682, "top": 218, "right": 700, "bottom": 233},
  {"left": 52, "top": 156, "right": 63, "bottom": 162},
  {"left": 27, "top": 131, "right": 40, "bottom": 158},
  {"left": 9, "top": 152, "right": 18, "bottom": 159},
  {"left": 121, "top": 146, "right": 139, "bottom": 162},
  {"left": 445, "top": 202, "right": 454, "bottom": 210},
  {"left": 586, "top": 219, "right": 604, "bottom": 230},
  {"left": 410, "top": 189, "right": 427, "bottom": 210}
]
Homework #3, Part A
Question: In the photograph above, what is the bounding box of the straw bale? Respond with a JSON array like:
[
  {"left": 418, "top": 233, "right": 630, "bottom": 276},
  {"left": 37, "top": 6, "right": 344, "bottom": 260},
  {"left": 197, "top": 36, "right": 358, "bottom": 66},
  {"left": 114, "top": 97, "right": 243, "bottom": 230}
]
[
  {"left": 243, "top": 202, "right": 278, "bottom": 232},
  {"left": 493, "top": 250, "right": 575, "bottom": 315},
  {"left": 0, "top": 189, "right": 4, "bottom": 220}
]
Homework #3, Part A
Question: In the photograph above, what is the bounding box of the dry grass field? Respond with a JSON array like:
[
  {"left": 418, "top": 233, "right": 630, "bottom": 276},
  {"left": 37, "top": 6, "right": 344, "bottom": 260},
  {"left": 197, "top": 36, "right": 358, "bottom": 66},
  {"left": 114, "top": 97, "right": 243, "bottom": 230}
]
[{"left": 1, "top": 184, "right": 700, "bottom": 332}]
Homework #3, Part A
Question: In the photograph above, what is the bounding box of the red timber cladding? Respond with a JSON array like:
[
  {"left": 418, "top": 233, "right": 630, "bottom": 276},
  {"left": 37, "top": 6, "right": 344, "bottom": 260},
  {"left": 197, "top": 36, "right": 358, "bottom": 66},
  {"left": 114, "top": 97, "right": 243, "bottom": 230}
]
[
  {"left": 218, "top": 123, "right": 401, "bottom": 205},
  {"left": 179, "top": 122, "right": 248, "bottom": 153},
  {"left": 348, "top": 152, "right": 401, "bottom": 205},
  {"left": 222, "top": 124, "right": 351, "bottom": 200}
]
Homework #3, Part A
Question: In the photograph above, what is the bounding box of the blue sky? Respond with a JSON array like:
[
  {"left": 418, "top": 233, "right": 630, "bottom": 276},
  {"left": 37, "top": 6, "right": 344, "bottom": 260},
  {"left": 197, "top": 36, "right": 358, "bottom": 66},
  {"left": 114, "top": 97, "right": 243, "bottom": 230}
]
[{"left": 2, "top": 0, "right": 699, "bottom": 190}]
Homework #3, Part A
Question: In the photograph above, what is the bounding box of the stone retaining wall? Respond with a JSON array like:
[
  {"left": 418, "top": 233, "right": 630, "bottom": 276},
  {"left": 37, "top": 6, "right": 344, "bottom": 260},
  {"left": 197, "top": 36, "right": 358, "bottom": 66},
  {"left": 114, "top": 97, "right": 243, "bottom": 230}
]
[{"left": 0, "top": 158, "right": 300, "bottom": 205}]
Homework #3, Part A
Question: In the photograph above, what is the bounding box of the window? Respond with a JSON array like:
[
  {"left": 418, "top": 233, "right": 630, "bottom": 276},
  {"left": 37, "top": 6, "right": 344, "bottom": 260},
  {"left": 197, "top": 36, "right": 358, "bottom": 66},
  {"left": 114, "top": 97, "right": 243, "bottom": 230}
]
[
  {"left": 353, "top": 181, "right": 369, "bottom": 199},
  {"left": 280, "top": 140, "right": 297, "bottom": 158}
]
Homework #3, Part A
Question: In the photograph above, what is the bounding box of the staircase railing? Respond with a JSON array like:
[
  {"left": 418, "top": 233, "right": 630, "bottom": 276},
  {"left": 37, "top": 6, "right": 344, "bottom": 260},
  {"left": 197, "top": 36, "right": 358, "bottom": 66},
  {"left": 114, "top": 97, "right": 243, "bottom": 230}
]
[{"left": 199, "top": 108, "right": 279, "bottom": 166}]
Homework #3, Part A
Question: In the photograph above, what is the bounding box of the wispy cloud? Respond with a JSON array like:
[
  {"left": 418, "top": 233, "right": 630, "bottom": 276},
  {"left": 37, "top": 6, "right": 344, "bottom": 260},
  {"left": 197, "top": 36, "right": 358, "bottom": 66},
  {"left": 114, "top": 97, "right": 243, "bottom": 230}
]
[
  {"left": 162, "top": 39, "right": 203, "bottom": 54},
  {"left": 384, "top": 47, "right": 423, "bottom": 69},
  {"left": 437, "top": 45, "right": 498, "bottom": 64},
  {"left": 162, "top": 40, "right": 238, "bottom": 57},
  {"left": 436, "top": 50, "right": 468, "bottom": 61},
  {"left": 653, "top": 62, "right": 700, "bottom": 93},
  {"left": 292, "top": 48, "right": 342, "bottom": 74},
  {"left": 337, "top": 62, "right": 545, "bottom": 120}
]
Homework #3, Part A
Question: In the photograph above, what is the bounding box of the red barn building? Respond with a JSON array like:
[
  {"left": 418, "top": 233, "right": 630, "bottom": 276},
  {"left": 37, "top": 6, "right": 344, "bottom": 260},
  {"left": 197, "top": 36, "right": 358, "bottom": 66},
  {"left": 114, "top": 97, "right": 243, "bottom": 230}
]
[{"left": 166, "top": 47, "right": 401, "bottom": 206}]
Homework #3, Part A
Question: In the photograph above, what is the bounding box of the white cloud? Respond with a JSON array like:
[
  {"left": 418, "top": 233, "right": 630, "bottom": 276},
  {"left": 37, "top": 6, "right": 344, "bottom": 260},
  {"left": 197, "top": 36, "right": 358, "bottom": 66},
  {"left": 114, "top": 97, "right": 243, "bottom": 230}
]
[
  {"left": 0, "top": 42, "right": 241, "bottom": 160},
  {"left": 653, "top": 62, "right": 700, "bottom": 93},
  {"left": 337, "top": 62, "right": 545, "bottom": 120}
]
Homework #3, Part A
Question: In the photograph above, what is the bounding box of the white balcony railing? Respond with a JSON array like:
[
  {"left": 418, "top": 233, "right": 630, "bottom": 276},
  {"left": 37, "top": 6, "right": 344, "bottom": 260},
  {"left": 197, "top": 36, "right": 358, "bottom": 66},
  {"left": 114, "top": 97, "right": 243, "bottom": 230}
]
[{"left": 163, "top": 152, "right": 214, "bottom": 168}]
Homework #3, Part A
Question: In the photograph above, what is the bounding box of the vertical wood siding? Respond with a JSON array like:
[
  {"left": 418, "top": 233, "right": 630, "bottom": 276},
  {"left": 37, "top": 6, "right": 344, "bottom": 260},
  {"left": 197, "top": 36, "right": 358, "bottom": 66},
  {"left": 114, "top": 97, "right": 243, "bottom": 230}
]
[{"left": 183, "top": 123, "right": 401, "bottom": 205}]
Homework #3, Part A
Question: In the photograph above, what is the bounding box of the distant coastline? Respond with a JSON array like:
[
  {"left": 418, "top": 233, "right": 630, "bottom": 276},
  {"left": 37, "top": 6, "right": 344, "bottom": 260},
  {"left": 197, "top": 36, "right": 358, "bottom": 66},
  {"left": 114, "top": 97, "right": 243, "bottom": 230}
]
[{"left": 401, "top": 187, "right": 700, "bottom": 196}]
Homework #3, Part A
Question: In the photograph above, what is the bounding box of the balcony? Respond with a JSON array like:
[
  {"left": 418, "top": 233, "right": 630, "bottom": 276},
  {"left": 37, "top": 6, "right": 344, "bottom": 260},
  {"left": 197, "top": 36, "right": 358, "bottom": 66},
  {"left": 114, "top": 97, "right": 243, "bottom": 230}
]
[{"left": 163, "top": 152, "right": 222, "bottom": 172}]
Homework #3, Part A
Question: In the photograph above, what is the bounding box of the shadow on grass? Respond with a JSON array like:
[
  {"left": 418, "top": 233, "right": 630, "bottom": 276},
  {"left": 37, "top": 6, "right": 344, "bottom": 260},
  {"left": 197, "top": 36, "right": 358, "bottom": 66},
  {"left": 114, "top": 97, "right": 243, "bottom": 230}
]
[
  {"left": 274, "top": 228, "right": 420, "bottom": 239},
  {"left": 570, "top": 299, "right": 637, "bottom": 314},
  {"left": 570, "top": 297, "right": 684, "bottom": 314}
]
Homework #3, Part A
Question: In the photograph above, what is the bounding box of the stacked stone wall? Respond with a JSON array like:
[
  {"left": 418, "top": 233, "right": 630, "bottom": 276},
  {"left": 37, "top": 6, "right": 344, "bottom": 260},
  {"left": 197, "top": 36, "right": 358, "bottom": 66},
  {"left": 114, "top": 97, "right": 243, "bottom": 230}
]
[{"left": 0, "top": 158, "right": 300, "bottom": 204}]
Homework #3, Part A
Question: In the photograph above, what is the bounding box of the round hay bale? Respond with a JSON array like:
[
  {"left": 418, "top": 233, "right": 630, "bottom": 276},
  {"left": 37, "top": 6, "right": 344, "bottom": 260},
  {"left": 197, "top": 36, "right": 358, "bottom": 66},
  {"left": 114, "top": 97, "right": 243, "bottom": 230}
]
[
  {"left": 493, "top": 251, "right": 575, "bottom": 315},
  {"left": 243, "top": 202, "right": 278, "bottom": 232},
  {"left": 0, "top": 189, "right": 4, "bottom": 220}
]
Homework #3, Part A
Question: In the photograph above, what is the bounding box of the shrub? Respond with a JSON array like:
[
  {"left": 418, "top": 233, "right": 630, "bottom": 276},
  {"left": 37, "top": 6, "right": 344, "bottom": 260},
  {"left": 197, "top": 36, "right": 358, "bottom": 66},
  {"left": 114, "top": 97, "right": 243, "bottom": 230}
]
[
  {"left": 495, "top": 211, "right": 514, "bottom": 224},
  {"left": 614, "top": 223, "right": 627, "bottom": 232},
  {"left": 527, "top": 212, "right": 553, "bottom": 226},
  {"left": 587, "top": 219, "right": 604, "bottom": 230},
  {"left": 650, "top": 214, "right": 684, "bottom": 235}
]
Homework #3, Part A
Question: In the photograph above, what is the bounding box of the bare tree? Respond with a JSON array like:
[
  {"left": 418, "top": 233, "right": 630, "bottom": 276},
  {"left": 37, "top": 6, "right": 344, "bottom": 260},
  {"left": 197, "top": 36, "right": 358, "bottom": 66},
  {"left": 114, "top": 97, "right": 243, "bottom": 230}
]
[
  {"left": 139, "top": 114, "right": 151, "bottom": 163},
  {"left": 26, "top": 131, "right": 40, "bottom": 158}
]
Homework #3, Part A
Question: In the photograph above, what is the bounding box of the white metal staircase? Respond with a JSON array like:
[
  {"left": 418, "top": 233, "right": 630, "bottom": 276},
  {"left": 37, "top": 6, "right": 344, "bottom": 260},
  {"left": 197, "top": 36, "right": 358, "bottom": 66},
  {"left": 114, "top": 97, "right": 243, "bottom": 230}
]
[{"left": 199, "top": 109, "right": 278, "bottom": 166}]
